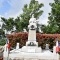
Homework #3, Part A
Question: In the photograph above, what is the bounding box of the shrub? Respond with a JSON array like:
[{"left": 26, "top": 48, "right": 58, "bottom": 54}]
[
  {"left": 0, "top": 38, "right": 6, "bottom": 46},
  {"left": 7, "top": 32, "right": 60, "bottom": 49}
]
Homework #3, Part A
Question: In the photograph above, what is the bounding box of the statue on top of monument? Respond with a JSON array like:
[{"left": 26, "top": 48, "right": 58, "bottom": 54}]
[{"left": 28, "top": 14, "right": 37, "bottom": 30}]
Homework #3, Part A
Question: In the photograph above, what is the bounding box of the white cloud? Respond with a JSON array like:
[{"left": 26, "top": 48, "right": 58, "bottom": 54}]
[
  {"left": 4, "top": 0, "right": 22, "bottom": 18},
  {"left": 39, "top": 18, "right": 48, "bottom": 25},
  {"left": 4, "top": 0, "right": 30, "bottom": 18},
  {"left": 36, "top": 0, "right": 54, "bottom": 25},
  {"left": 1, "top": 0, "right": 54, "bottom": 25}
]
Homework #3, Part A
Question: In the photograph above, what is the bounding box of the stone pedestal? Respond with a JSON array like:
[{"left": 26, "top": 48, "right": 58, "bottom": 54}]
[
  {"left": 21, "top": 46, "right": 42, "bottom": 53},
  {"left": 28, "top": 30, "right": 36, "bottom": 41},
  {"left": 26, "top": 30, "right": 38, "bottom": 46}
]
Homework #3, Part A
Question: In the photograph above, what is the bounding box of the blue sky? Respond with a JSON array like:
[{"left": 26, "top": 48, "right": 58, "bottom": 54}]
[{"left": 0, "top": 0, "right": 54, "bottom": 25}]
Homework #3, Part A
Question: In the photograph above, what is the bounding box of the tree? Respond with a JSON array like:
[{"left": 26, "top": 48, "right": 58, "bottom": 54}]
[
  {"left": 41, "top": 0, "right": 60, "bottom": 34},
  {"left": 14, "top": 17, "right": 23, "bottom": 32},
  {"left": 1, "top": 0, "right": 44, "bottom": 32},
  {"left": 20, "top": 0, "right": 44, "bottom": 31},
  {"left": 0, "top": 38, "right": 6, "bottom": 46},
  {"left": 0, "top": 29, "right": 5, "bottom": 38},
  {"left": 1, "top": 17, "right": 15, "bottom": 31},
  {"left": 41, "top": 24, "right": 58, "bottom": 34}
]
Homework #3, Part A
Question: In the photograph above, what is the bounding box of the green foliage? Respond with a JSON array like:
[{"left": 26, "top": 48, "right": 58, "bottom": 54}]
[
  {"left": 1, "top": 17, "right": 14, "bottom": 31},
  {"left": 20, "top": 0, "right": 44, "bottom": 31},
  {"left": 1, "top": 0, "right": 44, "bottom": 32},
  {"left": 48, "top": 0, "right": 60, "bottom": 33},
  {"left": 0, "top": 38, "right": 6, "bottom": 46},
  {"left": 41, "top": 24, "right": 59, "bottom": 34},
  {"left": 0, "top": 29, "right": 5, "bottom": 38},
  {"left": 41, "top": 0, "right": 60, "bottom": 33},
  {"left": 14, "top": 17, "right": 22, "bottom": 32}
]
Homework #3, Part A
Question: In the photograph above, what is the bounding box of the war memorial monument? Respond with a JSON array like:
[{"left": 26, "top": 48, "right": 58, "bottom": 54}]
[{"left": 3, "top": 16, "right": 59, "bottom": 60}]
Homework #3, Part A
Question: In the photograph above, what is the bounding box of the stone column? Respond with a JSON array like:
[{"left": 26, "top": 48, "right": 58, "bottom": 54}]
[
  {"left": 28, "top": 30, "right": 36, "bottom": 41},
  {"left": 16, "top": 43, "right": 19, "bottom": 49},
  {"left": 26, "top": 15, "right": 38, "bottom": 46}
]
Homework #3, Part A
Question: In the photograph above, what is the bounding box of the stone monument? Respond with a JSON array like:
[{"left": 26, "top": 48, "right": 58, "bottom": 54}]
[
  {"left": 26, "top": 15, "right": 38, "bottom": 46},
  {"left": 21, "top": 15, "right": 41, "bottom": 53},
  {"left": 3, "top": 16, "right": 59, "bottom": 60}
]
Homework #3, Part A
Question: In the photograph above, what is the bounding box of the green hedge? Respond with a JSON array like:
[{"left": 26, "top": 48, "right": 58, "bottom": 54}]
[{"left": 7, "top": 32, "right": 59, "bottom": 49}]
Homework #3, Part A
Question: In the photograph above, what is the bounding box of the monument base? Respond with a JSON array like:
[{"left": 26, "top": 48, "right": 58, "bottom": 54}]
[
  {"left": 26, "top": 41, "right": 38, "bottom": 46},
  {"left": 21, "top": 46, "right": 42, "bottom": 53},
  {"left": 8, "top": 47, "right": 59, "bottom": 60}
]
